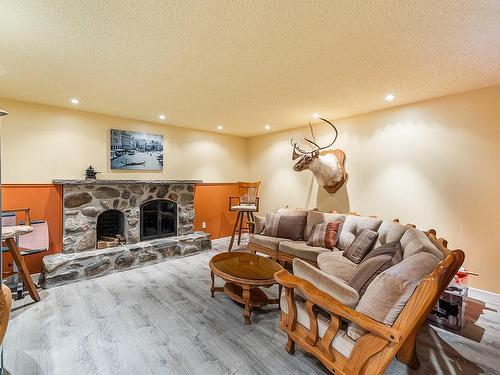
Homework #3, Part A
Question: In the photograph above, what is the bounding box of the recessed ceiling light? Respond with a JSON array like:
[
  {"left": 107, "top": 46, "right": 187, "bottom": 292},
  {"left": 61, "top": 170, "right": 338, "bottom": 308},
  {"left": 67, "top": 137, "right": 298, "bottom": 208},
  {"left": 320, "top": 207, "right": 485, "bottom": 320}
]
[
  {"left": 70, "top": 98, "right": 80, "bottom": 105},
  {"left": 264, "top": 125, "right": 271, "bottom": 130},
  {"left": 217, "top": 125, "right": 223, "bottom": 130},
  {"left": 385, "top": 93, "right": 395, "bottom": 102},
  {"left": 312, "top": 113, "right": 320, "bottom": 119},
  {"left": 159, "top": 114, "right": 166, "bottom": 120}
]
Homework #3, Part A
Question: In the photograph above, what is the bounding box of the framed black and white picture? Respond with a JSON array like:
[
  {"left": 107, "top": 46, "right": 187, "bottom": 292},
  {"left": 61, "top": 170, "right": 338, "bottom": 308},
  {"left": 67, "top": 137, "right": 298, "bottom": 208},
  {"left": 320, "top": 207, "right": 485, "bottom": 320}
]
[{"left": 110, "top": 129, "right": 163, "bottom": 170}]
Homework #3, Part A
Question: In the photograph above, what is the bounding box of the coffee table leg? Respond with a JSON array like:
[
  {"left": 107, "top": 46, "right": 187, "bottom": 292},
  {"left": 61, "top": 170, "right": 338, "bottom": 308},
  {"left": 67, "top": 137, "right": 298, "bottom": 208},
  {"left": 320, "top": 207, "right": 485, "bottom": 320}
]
[
  {"left": 210, "top": 271, "right": 215, "bottom": 298},
  {"left": 243, "top": 285, "right": 251, "bottom": 325}
]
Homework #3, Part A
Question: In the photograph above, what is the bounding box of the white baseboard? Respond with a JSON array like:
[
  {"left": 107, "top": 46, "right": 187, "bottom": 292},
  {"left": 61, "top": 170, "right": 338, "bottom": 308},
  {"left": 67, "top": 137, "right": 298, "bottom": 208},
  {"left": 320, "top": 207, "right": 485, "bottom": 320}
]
[{"left": 468, "top": 286, "right": 500, "bottom": 298}]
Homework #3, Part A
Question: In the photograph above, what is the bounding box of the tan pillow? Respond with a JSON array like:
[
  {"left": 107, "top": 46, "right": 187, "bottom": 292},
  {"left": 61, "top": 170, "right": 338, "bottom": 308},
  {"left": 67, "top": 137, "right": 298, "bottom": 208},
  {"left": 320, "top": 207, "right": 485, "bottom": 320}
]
[
  {"left": 261, "top": 212, "right": 307, "bottom": 241},
  {"left": 293, "top": 259, "right": 359, "bottom": 308},
  {"left": 347, "top": 252, "right": 440, "bottom": 340},
  {"left": 343, "top": 229, "right": 378, "bottom": 264},
  {"left": 306, "top": 221, "right": 343, "bottom": 250},
  {"left": 348, "top": 241, "right": 402, "bottom": 297}
]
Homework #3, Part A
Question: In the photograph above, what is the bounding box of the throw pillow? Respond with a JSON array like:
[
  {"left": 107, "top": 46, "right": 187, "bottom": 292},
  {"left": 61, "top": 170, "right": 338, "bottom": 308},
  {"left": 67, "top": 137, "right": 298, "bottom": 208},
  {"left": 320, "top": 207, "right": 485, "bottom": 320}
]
[
  {"left": 260, "top": 212, "right": 307, "bottom": 241},
  {"left": 343, "top": 229, "right": 378, "bottom": 264},
  {"left": 306, "top": 221, "right": 343, "bottom": 250},
  {"left": 348, "top": 240, "right": 403, "bottom": 297}
]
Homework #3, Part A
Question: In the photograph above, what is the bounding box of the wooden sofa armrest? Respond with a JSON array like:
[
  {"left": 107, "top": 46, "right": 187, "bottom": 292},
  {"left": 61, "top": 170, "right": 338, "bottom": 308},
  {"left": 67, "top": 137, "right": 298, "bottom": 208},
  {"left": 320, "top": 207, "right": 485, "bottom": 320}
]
[
  {"left": 274, "top": 269, "right": 400, "bottom": 343},
  {"left": 2, "top": 208, "right": 31, "bottom": 226}
]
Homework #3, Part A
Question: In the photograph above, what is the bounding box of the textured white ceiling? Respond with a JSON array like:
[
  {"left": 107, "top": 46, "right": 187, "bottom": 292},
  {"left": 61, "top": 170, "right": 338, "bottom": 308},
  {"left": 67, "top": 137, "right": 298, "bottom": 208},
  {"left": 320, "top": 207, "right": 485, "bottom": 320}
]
[{"left": 0, "top": 0, "right": 499, "bottom": 136}]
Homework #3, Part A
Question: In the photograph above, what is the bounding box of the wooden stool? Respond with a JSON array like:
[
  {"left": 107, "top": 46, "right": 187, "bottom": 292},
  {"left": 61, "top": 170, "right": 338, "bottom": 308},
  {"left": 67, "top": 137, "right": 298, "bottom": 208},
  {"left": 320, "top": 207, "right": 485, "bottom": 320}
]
[
  {"left": 1, "top": 209, "right": 41, "bottom": 302},
  {"left": 228, "top": 182, "right": 260, "bottom": 251}
]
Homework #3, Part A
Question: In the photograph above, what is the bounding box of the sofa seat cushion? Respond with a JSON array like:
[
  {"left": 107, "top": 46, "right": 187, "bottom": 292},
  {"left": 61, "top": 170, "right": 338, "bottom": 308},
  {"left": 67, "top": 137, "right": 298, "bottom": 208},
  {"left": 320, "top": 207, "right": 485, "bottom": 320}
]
[
  {"left": 281, "top": 293, "right": 356, "bottom": 358},
  {"left": 293, "top": 259, "right": 359, "bottom": 308},
  {"left": 249, "top": 234, "right": 288, "bottom": 250},
  {"left": 304, "top": 211, "right": 346, "bottom": 241},
  {"left": 348, "top": 251, "right": 441, "bottom": 340},
  {"left": 400, "top": 228, "right": 445, "bottom": 260},
  {"left": 337, "top": 215, "right": 383, "bottom": 251},
  {"left": 279, "top": 241, "right": 331, "bottom": 262},
  {"left": 373, "top": 220, "right": 408, "bottom": 248},
  {"left": 317, "top": 251, "right": 357, "bottom": 282}
]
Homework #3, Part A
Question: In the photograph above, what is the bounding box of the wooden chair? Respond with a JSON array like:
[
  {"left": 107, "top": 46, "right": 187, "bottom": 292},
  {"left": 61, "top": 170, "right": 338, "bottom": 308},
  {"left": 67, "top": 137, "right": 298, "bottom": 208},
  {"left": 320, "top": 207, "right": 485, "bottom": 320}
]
[
  {"left": 228, "top": 181, "right": 260, "bottom": 251},
  {"left": 274, "top": 230, "right": 464, "bottom": 375},
  {"left": 1, "top": 208, "right": 41, "bottom": 302}
]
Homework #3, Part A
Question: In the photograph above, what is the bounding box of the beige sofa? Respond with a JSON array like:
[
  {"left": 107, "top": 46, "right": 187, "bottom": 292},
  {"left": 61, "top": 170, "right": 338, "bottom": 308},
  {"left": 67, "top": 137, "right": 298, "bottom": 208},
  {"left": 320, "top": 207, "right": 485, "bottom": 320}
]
[{"left": 249, "top": 208, "right": 464, "bottom": 374}]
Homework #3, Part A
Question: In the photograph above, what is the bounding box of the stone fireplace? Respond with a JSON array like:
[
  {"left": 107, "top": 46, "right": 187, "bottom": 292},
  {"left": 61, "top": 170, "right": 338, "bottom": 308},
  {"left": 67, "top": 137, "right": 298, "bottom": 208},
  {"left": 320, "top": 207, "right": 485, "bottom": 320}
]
[{"left": 40, "top": 180, "right": 211, "bottom": 288}]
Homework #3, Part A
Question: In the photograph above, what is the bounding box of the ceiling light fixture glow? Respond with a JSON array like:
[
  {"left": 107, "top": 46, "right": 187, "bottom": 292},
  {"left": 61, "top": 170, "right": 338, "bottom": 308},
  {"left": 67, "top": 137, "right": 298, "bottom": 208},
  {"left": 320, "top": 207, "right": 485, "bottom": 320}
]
[
  {"left": 217, "top": 125, "right": 223, "bottom": 130},
  {"left": 312, "top": 113, "right": 320, "bottom": 119},
  {"left": 264, "top": 124, "right": 271, "bottom": 130},
  {"left": 70, "top": 98, "right": 80, "bottom": 105},
  {"left": 159, "top": 114, "right": 166, "bottom": 120},
  {"left": 385, "top": 93, "right": 395, "bottom": 102}
]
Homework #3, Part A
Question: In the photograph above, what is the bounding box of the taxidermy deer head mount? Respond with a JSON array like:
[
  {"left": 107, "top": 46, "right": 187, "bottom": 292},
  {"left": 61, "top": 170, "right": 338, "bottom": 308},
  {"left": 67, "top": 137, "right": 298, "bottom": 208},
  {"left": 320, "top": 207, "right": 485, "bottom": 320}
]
[{"left": 291, "top": 118, "right": 348, "bottom": 194}]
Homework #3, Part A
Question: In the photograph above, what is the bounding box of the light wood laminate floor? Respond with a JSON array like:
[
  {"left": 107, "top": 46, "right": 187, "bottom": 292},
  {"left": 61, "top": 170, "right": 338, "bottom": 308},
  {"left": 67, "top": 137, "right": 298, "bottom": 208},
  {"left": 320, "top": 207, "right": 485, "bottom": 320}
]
[{"left": 4, "top": 237, "right": 500, "bottom": 374}]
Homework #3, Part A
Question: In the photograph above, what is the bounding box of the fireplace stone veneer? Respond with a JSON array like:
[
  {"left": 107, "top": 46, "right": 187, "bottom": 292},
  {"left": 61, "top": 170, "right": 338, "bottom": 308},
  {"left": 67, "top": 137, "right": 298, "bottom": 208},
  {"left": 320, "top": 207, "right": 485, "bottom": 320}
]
[{"left": 41, "top": 179, "right": 211, "bottom": 288}]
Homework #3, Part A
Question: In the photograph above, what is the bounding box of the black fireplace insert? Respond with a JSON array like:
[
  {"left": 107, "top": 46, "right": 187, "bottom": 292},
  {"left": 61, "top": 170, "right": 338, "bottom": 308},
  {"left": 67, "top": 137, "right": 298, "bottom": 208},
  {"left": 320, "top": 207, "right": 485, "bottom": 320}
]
[{"left": 140, "top": 199, "right": 177, "bottom": 241}]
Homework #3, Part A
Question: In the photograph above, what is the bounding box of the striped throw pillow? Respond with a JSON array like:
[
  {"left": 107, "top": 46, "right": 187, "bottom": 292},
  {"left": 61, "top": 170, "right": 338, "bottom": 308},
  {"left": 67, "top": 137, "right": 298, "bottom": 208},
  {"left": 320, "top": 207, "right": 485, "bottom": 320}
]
[{"left": 306, "top": 221, "right": 343, "bottom": 250}]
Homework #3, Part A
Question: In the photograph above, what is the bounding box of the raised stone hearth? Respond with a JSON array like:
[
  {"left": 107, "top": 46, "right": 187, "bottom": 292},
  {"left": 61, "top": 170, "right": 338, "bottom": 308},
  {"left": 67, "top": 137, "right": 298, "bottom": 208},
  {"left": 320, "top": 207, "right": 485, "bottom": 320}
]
[
  {"left": 41, "top": 179, "right": 211, "bottom": 287},
  {"left": 40, "top": 232, "right": 211, "bottom": 288}
]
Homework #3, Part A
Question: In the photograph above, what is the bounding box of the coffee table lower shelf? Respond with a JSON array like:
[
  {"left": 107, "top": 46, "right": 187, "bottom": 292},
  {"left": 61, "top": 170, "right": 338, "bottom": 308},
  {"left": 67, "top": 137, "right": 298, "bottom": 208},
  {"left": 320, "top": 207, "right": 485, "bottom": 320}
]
[{"left": 211, "top": 277, "right": 281, "bottom": 325}]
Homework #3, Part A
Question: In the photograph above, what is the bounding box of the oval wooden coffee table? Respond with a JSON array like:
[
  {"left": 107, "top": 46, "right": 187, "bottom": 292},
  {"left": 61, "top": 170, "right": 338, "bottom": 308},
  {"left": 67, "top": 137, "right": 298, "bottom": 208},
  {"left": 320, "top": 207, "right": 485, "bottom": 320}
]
[{"left": 209, "top": 252, "right": 283, "bottom": 325}]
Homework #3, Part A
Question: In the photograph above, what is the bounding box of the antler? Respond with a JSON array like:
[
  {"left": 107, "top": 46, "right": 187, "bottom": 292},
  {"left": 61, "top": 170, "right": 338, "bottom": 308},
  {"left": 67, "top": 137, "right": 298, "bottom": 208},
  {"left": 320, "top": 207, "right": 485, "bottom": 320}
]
[{"left": 291, "top": 118, "right": 338, "bottom": 155}]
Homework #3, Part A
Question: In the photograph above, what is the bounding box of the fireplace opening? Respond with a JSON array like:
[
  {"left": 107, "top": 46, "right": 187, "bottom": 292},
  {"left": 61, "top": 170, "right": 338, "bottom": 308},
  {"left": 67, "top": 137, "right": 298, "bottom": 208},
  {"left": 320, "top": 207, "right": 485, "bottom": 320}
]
[
  {"left": 96, "top": 210, "right": 125, "bottom": 247},
  {"left": 140, "top": 199, "right": 177, "bottom": 241}
]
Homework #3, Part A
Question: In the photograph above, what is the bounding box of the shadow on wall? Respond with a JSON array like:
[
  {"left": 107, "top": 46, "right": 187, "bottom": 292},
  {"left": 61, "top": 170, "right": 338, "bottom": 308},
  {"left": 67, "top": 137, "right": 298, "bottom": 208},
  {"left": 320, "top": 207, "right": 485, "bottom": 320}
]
[{"left": 315, "top": 180, "right": 350, "bottom": 213}]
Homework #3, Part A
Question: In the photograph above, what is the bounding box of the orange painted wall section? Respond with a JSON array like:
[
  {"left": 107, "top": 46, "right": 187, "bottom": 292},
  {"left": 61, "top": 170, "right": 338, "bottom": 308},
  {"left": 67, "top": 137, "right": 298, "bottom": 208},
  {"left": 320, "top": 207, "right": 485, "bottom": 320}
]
[
  {"left": 194, "top": 183, "right": 240, "bottom": 239},
  {"left": 1, "top": 183, "right": 239, "bottom": 274},
  {"left": 2, "top": 184, "right": 63, "bottom": 274}
]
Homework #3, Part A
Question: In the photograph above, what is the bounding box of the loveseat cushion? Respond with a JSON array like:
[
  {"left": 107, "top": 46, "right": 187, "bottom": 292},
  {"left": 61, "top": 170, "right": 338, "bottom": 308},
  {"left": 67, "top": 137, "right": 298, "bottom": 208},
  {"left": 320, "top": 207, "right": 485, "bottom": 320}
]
[
  {"left": 373, "top": 220, "right": 408, "bottom": 248},
  {"left": 279, "top": 241, "right": 331, "bottom": 262},
  {"left": 293, "top": 259, "right": 359, "bottom": 308},
  {"left": 261, "top": 212, "right": 307, "bottom": 241},
  {"left": 317, "top": 251, "right": 357, "bottom": 282},
  {"left": 304, "top": 211, "right": 346, "bottom": 241},
  {"left": 348, "top": 240, "right": 402, "bottom": 296},
  {"left": 400, "top": 228, "right": 445, "bottom": 260},
  {"left": 248, "top": 234, "right": 288, "bottom": 250},
  {"left": 347, "top": 251, "right": 440, "bottom": 340},
  {"left": 281, "top": 293, "right": 356, "bottom": 357},
  {"left": 253, "top": 215, "right": 265, "bottom": 234},
  {"left": 337, "top": 215, "right": 383, "bottom": 251},
  {"left": 343, "top": 229, "right": 378, "bottom": 264}
]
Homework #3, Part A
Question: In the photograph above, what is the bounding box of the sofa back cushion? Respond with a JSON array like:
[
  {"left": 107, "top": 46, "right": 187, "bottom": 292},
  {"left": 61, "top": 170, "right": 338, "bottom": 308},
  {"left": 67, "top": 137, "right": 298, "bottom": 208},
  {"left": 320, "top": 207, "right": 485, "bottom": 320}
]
[
  {"left": 293, "top": 259, "right": 359, "bottom": 308},
  {"left": 306, "top": 221, "right": 343, "bottom": 250},
  {"left": 348, "top": 241, "right": 402, "bottom": 296},
  {"left": 261, "top": 212, "right": 307, "bottom": 241},
  {"left": 400, "top": 228, "right": 445, "bottom": 260},
  {"left": 304, "top": 211, "right": 346, "bottom": 241},
  {"left": 337, "top": 215, "right": 383, "bottom": 250},
  {"left": 347, "top": 251, "right": 440, "bottom": 340},
  {"left": 373, "top": 220, "right": 408, "bottom": 249},
  {"left": 343, "top": 229, "right": 378, "bottom": 264}
]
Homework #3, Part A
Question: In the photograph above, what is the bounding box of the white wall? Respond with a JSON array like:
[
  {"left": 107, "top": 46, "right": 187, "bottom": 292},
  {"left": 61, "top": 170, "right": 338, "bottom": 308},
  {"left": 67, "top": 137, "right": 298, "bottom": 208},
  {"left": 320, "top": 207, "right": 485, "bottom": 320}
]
[
  {"left": 0, "top": 98, "right": 249, "bottom": 183},
  {"left": 249, "top": 85, "right": 500, "bottom": 293}
]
